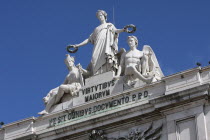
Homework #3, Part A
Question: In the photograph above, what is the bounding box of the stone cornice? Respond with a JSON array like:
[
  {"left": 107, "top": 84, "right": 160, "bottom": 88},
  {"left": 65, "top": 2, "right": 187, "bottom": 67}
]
[
  {"left": 1, "top": 67, "right": 210, "bottom": 140},
  {"left": 37, "top": 84, "right": 210, "bottom": 140}
]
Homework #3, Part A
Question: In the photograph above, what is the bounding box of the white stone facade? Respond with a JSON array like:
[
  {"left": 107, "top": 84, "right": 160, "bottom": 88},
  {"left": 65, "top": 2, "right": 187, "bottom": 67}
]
[{"left": 1, "top": 66, "right": 210, "bottom": 140}]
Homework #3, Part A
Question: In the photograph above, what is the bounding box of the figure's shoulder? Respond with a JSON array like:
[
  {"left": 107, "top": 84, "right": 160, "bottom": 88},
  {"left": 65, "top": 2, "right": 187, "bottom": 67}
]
[
  {"left": 107, "top": 22, "right": 113, "bottom": 25},
  {"left": 124, "top": 50, "right": 130, "bottom": 55},
  {"left": 121, "top": 51, "right": 127, "bottom": 58},
  {"left": 137, "top": 50, "right": 144, "bottom": 57},
  {"left": 107, "top": 22, "right": 115, "bottom": 27},
  {"left": 129, "top": 49, "right": 143, "bottom": 54},
  {"left": 125, "top": 49, "right": 143, "bottom": 58},
  {"left": 137, "top": 49, "right": 143, "bottom": 54}
]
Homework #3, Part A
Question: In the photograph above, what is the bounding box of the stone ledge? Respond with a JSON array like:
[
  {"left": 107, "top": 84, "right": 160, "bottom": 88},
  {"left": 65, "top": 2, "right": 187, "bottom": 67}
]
[
  {"left": 36, "top": 84, "right": 210, "bottom": 140},
  {"left": 1, "top": 67, "right": 210, "bottom": 140}
]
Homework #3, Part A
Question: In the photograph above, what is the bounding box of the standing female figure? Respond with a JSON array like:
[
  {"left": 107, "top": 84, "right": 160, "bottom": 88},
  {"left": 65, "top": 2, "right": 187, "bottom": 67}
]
[{"left": 71, "top": 10, "right": 127, "bottom": 75}]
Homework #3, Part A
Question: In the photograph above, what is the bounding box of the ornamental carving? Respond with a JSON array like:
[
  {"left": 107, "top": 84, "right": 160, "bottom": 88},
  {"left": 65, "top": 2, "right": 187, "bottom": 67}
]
[
  {"left": 115, "top": 123, "right": 163, "bottom": 140},
  {"left": 89, "top": 123, "right": 163, "bottom": 140},
  {"left": 89, "top": 129, "right": 107, "bottom": 140}
]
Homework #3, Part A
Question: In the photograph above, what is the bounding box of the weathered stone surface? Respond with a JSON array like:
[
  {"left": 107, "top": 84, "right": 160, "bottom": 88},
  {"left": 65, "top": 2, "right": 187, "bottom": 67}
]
[
  {"left": 1, "top": 67, "right": 210, "bottom": 140},
  {"left": 39, "top": 54, "right": 86, "bottom": 115}
]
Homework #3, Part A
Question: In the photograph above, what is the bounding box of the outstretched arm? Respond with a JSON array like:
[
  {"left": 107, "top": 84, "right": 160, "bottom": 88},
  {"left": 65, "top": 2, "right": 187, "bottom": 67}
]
[
  {"left": 115, "top": 28, "right": 126, "bottom": 34},
  {"left": 73, "top": 39, "right": 90, "bottom": 48},
  {"left": 80, "top": 67, "right": 90, "bottom": 77},
  {"left": 67, "top": 38, "right": 90, "bottom": 49},
  {"left": 77, "top": 64, "right": 90, "bottom": 77}
]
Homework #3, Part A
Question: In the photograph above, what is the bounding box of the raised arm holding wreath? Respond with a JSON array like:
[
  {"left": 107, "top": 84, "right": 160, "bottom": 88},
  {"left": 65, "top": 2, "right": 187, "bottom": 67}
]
[{"left": 67, "top": 10, "right": 136, "bottom": 76}]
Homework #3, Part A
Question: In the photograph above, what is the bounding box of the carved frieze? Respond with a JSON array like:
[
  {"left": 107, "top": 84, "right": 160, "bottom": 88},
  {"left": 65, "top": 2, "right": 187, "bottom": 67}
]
[
  {"left": 89, "top": 130, "right": 107, "bottom": 140},
  {"left": 89, "top": 122, "right": 163, "bottom": 140}
]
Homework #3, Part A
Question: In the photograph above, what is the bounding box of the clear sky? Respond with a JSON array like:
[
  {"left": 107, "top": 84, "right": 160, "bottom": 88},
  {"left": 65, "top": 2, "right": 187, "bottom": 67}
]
[{"left": 0, "top": 0, "right": 210, "bottom": 125}]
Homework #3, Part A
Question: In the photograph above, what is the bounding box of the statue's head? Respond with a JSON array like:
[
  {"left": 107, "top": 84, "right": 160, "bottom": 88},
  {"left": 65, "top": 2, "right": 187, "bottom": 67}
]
[
  {"left": 64, "top": 54, "right": 75, "bottom": 69},
  {"left": 127, "top": 36, "right": 138, "bottom": 48},
  {"left": 96, "top": 10, "right": 107, "bottom": 21}
]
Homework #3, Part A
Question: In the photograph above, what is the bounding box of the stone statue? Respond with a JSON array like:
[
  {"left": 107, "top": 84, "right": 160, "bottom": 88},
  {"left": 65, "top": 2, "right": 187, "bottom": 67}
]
[
  {"left": 38, "top": 54, "right": 88, "bottom": 115},
  {"left": 114, "top": 36, "right": 164, "bottom": 85},
  {"left": 69, "top": 10, "right": 129, "bottom": 76}
]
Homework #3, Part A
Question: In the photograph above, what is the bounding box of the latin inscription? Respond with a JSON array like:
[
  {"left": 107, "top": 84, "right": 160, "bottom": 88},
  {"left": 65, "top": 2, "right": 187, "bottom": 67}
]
[
  {"left": 49, "top": 91, "right": 149, "bottom": 127},
  {"left": 82, "top": 80, "right": 115, "bottom": 102}
]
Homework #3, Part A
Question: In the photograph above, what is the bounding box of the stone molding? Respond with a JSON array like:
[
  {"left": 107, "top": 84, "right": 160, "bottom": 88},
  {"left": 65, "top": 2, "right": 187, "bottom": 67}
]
[{"left": 1, "top": 67, "right": 210, "bottom": 140}]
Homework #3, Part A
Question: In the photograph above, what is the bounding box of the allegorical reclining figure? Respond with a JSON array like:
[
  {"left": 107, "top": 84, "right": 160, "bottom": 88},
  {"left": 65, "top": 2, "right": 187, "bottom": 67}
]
[
  {"left": 114, "top": 36, "right": 164, "bottom": 86},
  {"left": 39, "top": 10, "right": 164, "bottom": 116},
  {"left": 38, "top": 54, "right": 88, "bottom": 115}
]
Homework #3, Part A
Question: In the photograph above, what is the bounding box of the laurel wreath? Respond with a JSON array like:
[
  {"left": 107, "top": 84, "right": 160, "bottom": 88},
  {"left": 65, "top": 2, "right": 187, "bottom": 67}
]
[
  {"left": 67, "top": 24, "right": 136, "bottom": 53},
  {"left": 124, "top": 24, "right": 136, "bottom": 33},
  {"left": 66, "top": 45, "right": 78, "bottom": 53}
]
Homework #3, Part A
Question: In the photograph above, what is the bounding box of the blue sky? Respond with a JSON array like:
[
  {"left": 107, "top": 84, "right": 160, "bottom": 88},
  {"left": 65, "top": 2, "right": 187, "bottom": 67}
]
[{"left": 0, "top": 0, "right": 210, "bottom": 124}]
